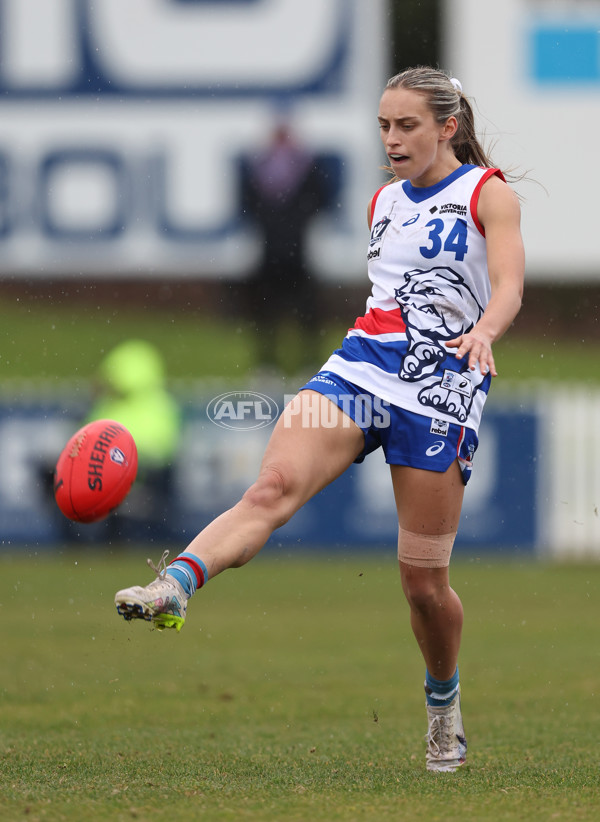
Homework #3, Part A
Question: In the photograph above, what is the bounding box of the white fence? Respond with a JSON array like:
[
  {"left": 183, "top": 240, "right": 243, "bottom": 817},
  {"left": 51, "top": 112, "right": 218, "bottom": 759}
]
[{"left": 538, "top": 385, "right": 600, "bottom": 558}]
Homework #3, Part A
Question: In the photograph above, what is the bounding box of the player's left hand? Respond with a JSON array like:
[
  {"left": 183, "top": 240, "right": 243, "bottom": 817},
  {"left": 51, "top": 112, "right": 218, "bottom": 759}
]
[{"left": 445, "top": 331, "right": 497, "bottom": 377}]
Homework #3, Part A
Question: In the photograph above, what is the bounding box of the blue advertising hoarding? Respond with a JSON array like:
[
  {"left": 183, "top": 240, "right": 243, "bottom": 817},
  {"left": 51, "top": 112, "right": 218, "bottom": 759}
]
[{"left": 0, "top": 394, "right": 538, "bottom": 553}]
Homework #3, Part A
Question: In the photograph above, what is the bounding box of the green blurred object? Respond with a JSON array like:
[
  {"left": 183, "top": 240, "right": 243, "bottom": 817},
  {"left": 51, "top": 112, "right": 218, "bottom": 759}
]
[{"left": 88, "top": 339, "right": 181, "bottom": 469}]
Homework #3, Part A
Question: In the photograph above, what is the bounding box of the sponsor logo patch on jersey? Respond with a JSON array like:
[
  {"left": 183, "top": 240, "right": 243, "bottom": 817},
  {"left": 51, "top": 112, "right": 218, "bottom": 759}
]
[
  {"left": 369, "top": 216, "right": 391, "bottom": 246},
  {"left": 439, "top": 203, "right": 467, "bottom": 216},
  {"left": 430, "top": 418, "right": 449, "bottom": 436},
  {"left": 441, "top": 370, "right": 472, "bottom": 398}
]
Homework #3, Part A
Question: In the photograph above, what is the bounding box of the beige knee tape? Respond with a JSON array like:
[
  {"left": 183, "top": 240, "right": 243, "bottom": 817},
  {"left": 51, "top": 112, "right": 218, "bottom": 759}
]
[{"left": 397, "top": 527, "right": 457, "bottom": 568}]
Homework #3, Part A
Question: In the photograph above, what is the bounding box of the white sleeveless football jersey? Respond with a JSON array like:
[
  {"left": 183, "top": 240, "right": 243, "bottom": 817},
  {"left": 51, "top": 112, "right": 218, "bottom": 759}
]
[{"left": 320, "top": 164, "right": 504, "bottom": 433}]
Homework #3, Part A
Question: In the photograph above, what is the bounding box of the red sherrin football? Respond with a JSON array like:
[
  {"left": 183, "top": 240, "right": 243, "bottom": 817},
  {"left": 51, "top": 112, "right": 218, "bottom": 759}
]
[{"left": 54, "top": 419, "right": 138, "bottom": 523}]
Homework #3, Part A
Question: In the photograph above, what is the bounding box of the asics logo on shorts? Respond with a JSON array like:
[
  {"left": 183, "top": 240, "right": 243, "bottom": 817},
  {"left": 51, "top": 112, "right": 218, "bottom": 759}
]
[{"left": 425, "top": 441, "right": 446, "bottom": 457}]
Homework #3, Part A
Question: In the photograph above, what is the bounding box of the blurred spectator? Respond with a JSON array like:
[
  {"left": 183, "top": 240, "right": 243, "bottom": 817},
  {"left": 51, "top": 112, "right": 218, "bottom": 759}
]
[
  {"left": 239, "top": 118, "right": 330, "bottom": 373},
  {"left": 85, "top": 339, "right": 182, "bottom": 542},
  {"left": 47, "top": 339, "right": 182, "bottom": 545}
]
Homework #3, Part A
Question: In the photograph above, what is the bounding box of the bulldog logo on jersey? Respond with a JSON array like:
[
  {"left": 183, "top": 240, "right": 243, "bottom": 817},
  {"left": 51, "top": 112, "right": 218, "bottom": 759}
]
[{"left": 394, "top": 266, "right": 487, "bottom": 422}]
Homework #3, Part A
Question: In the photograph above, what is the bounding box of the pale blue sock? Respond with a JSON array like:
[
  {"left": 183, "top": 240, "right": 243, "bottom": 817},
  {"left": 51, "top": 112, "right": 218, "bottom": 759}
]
[{"left": 425, "top": 667, "right": 460, "bottom": 707}]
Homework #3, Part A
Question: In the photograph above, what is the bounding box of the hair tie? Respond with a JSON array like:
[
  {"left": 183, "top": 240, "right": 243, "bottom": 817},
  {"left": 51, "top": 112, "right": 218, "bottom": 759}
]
[{"left": 450, "top": 77, "right": 463, "bottom": 94}]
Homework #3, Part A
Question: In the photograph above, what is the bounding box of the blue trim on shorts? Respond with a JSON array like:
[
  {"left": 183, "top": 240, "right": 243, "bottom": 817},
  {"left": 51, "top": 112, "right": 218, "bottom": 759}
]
[{"left": 301, "top": 371, "right": 478, "bottom": 485}]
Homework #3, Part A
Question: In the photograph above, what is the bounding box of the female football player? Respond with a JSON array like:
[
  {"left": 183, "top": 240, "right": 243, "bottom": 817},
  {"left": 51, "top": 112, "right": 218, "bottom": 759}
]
[{"left": 115, "top": 66, "right": 525, "bottom": 772}]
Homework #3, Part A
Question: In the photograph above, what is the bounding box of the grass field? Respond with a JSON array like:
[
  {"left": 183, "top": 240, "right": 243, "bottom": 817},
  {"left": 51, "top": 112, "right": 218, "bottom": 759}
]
[
  {"left": 1, "top": 293, "right": 600, "bottom": 386},
  {"left": 2, "top": 551, "right": 600, "bottom": 821}
]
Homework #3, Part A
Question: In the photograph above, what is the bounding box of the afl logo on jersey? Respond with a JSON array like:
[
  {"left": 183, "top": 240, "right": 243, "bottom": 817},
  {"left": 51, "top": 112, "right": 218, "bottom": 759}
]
[{"left": 369, "top": 216, "right": 391, "bottom": 246}]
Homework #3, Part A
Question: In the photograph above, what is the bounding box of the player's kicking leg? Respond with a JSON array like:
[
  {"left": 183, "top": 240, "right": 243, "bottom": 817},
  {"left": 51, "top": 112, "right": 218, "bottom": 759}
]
[{"left": 115, "top": 390, "right": 364, "bottom": 630}]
